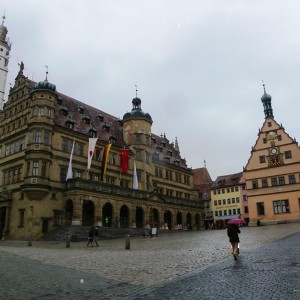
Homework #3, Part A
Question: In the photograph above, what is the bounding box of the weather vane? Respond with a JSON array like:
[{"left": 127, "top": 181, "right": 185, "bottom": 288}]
[
  {"left": 135, "top": 84, "right": 138, "bottom": 97},
  {"left": 45, "top": 65, "right": 48, "bottom": 80}
]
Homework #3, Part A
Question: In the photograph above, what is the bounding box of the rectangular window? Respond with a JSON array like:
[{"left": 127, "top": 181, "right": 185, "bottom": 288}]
[
  {"left": 218, "top": 200, "right": 221, "bottom": 205},
  {"left": 60, "top": 168, "right": 67, "bottom": 182},
  {"left": 222, "top": 189, "right": 225, "bottom": 194},
  {"left": 259, "top": 155, "right": 266, "bottom": 163},
  {"left": 135, "top": 135, "right": 142, "bottom": 144},
  {"left": 215, "top": 211, "right": 218, "bottom": 217},
  {"left": 278, "top": 176, "right": 285, "bottom": 185},
  {"left": 44, "top": 131, "right": 50, "bottom": 144},
  {"left": 214, "top": 200, "right": 217, "bottom": 206},
  {"left": 233, "top": 209, "right": 236, "bottom": 215},
  {"left": 227, "top": 198, "right": 231, "bottom": 204},
  {"left": 219, "top": 211, "right": 223, "bottom": 216},
  {"left": 35, "top": 130, "right": 42, "bottom": 143},
  {"left": 18, "top": 209, "right": 25, "bottom": 227},
  {"left": 289, "top": 175, "right": 296, "bottom": 184},
  {"left": 273, "top": 200, "right": 290, "bottom": 214},
  {"left": 244, "top": 206, "right": 249, "bottom": 213},
  {"left": 262, "top": 178, "right": 268, "bottom": 187},
  {"left": 136, "top": 150, "right": 142, "bottom": 161},
  {"left": 222, "top": 199, "right": 226, "bottom": 205},
  {"left": 284, "top": 150, "right": 292, "bottom": 159},
  {"left": 226, "top": 188, "right": 230, "bottom": 193},
  {"left": 224, "top": 210, "right": 227, "bottom": 215},
  {"left": 32, "top": 161, "right": 39, "bottom": 176},
  {"left": 252, "top": 180, "right": 258, "bottom": 189},
  {"left": 257, "top": 202, "right": 265, "bottom": 215},
  {"left": 228, "top": 209, "right": 232, "bottom": 215},
  {"left": 271, "top": 177, "right": 278, "bottom": 186},
  {"left": 243, "top": 195, "right": 247, "bottom": 201},
  {"left": 236, "top": 197, "right": 240, "bottom": 203},
  {"left": 62, "top": 139, "right": 68, "bottom": 152},
  {"left": 108, "top": 153, "right": 116, "bottom": 165},
  {"left": 232, "top": 198, "right": 235, "bottom": 203}
]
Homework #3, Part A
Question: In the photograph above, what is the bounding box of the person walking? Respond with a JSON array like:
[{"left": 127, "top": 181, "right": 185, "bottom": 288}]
[
  {"left": 227, "top": 223, "right": 241, "bottom": 260},
  {"left": 93, "top": 226, "right": 99, "bottom": 247},
  {"left": 87, "top": 226, "right": 94, "bottom": 247}
]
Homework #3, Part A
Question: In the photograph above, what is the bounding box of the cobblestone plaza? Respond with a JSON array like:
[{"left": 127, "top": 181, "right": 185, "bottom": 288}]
[{"left": 1, "top": 223, "right": 300, "bottom": 299}]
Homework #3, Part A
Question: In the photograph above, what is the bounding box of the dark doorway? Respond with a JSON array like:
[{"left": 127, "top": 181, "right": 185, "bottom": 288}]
[
  {"left": 176, "top": 211, "right": 183, "bottom": 228},
  {"left": 102, "top": 202, "right": 113, "bottom": 227},
  {"left": 65, "top": 199, "right": 73, "bottom": 225},
  {"left": 0, "top": 207, "right": 6, "bottom": 239},
  {"left": 82, "top": 200, "right": 94, "bottom": 226},
  {"left": 186, "top": 213, "right": 192, "bottom": 230},
  {"left": 150, "top": 208, "right": 159, "bottom": 228},
  {"left": 164, "top": 210, "right": 172, "bottom": 229},
  {"left": 120, "top": 205, "right": 129, "bottom": 228},
  {"left": 42, "top": 219, "right": 49, "bottom": 233},
  {"left": 136, "top": 207, "right": 144, "bottom": 228},
  {"left": 195, "top": 213, "right": 200, "bottom": 230}
]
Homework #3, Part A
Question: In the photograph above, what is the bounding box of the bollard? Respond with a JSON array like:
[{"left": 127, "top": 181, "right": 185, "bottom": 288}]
[
  {"left": 66, "top": 234, "right": 71, "bottom": 248},
  {"left": 28, "top": 235, "right": 32, "bottom": 247},
  {"left": 125, "top": 234, "right": 130, "bottom": 250}
]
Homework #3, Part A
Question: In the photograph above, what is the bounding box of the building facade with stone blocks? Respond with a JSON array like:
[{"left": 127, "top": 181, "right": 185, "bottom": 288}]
[
  {"left": 244, "top": 86, "right": 300, "bottom": 226},
  {"left": 0, "top": 68, "right": 202, "bottom": 240}
]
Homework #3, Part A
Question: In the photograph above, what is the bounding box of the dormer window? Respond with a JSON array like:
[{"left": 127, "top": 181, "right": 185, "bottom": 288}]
[
  {"left": 109, "top": 136, "right": 117, "bottom": 144},
  {"left": 168, "top": 150, "right": 173, "bottom": 156},
  {"left": 152, "top": 152, "right": 159, "bottom": 160},
  {"left": 116, "top": 118, "right": 122, "bottom": 126},
  {"left": 164, "top": 156, "right": 171, "bottom": 162},
  {"left": 60, "top": 107, "right": 68, "bottom": 116},
  {"left": 174, "top": 159, "right": 180, "bottom": 166},
  {"left": 82, "top": 115, "right": 91, "bottom": 125},
  {"left": 103, "top": 122, "right": 110, "bottom": 132},
  {"left": 160, "top": 141, "right": 166, "bottom": 147},
  {"left": 97, "top": 114, "right": 104, "bottom": 122},
  {"left": 77, "top": 106, "right": 85, "bottom": 114},
  {"left": 151, "top": 137, "right": 157, "bottom": 144},
  {"left": 56, "top": 96, "right": 63, "bottom": 105},
  {"left": 157, "top": 145, "right": 163, "bottom": 152},
  {"left": 65, "top": 119, "right": 75, "bottom": 130},
  {"left": 89, "top": 127, "right": 97, "bottom": 138}
]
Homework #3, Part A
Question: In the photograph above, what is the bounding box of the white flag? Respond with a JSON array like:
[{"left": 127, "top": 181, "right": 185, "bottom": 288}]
[
  {"left": 66, "top": 139, "right": 75, "bottom": 181},
  {"left": 87, "top": 138, "right": 98, "bottom": 170},
  {"left": 133, "top": 160, "right": 138, "bottom": 189}
]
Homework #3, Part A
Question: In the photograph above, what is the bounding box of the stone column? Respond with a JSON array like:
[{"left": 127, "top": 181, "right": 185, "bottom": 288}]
[
  {"left": 71, "top": 197, "right": 82, "bottom": 225},
  {"left": 130, "top": 205, "right": 136, "bottom": 229}
]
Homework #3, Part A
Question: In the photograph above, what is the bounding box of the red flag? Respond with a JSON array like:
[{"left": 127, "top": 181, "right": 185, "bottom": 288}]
[{"left": 120, "top": 149, "right": 129, "bottom": 173}]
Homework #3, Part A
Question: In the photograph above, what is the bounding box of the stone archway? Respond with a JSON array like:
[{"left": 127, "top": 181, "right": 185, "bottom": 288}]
[
  {"left": 163, "top": 210, "right": 172, "bottom": 229},
  {"left": 82, "top": 200, "right": 94, "bottom": 226},
  {"left": 150, "top": 208, "right": 159, "bottom": 228},
  {"left": 102, "top": 202, "right": 113, "bottom": 227},
  {"left": 176, "top": 211, "right": 183, "bottom": 229},
  {"left": 120, "top": 205, "right": 129, "bottom": 228},
  {"left": 186, "top": 212, "right": 192, "bottom": 230},
  {"left": 136, "top": 207, "right": 144, "bottom": 228},
  {"left": 195, "top": 213, "right": 200, "bottom": 230},
  {"left": 64, "top": 199, "right": 73, "bottom": 226}
]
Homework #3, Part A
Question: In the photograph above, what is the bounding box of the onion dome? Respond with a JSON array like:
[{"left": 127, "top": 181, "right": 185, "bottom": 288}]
[
  {"left": 261, "top": 84, "right": 273, "bottom": 119},
  {"left": 123, "top": 97, "right": 152, "bottom": 123},
  {"left": 33, "top": 78, "right": 56, "bottom": 92},
  {"left": 261, "top": 85, "right": 272, "bottom": 102}
]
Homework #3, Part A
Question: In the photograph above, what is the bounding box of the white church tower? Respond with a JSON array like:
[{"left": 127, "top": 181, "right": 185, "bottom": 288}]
[{"left": 0, "top": 14, "right": 11, "bottom": 111}]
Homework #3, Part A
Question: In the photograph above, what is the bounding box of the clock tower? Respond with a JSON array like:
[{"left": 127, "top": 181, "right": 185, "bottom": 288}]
[{"left": 244, "top": 84, "right": 300, "bottom": 226}]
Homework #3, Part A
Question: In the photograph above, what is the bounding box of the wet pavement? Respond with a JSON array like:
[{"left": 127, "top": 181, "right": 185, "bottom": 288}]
[{"left": 0, "top": 223, "right": 299, "bottom": 299}]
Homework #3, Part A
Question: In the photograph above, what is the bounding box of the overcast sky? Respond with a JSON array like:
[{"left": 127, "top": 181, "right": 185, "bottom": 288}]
[{"left": 3, "top": 0, "right": 300, "bottom": 180}]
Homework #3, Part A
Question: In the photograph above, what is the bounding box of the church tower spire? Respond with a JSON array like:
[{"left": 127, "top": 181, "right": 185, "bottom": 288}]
[
  {"left": 0, "top": 13, "right": 11, "bottom": 111},
  {"left": 261, "top": 83, "right": 273, "bottom": 119}
]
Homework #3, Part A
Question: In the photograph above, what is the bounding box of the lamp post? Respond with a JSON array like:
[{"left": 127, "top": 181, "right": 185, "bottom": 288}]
[{"left": 28, "top": 205, "right": 33, "bottom": 247}]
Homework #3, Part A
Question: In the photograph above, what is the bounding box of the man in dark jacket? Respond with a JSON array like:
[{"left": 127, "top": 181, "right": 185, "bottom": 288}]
[{"left": 227, "top": 224, "right": 241, "bottom": 260}]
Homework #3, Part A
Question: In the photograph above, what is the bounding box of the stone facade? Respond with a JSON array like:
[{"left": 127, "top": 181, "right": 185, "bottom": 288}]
[{"left": 0, "top": 69, "right": 203, "bottom": 240}]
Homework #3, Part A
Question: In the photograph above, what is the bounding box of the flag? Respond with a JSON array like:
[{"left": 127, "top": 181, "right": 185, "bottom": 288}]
[
  {"left": 66, "top": 139, "right": 75, "bottom": 181},
  {"left": 120, "top": 149, "right": 129, "bottom": 173},
  {"left": 101, "top": 143, "right": 112, "bottom": 181},
  {"left": 133, "top": 160, "right": 138, "bottom": 189},
  {"left": 87, "top": 138, "right": 98, "bottom": 170}
]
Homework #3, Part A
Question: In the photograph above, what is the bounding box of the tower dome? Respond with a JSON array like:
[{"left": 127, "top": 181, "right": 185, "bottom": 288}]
[
  {"left": 33, "top": 78, "right": 56, "bottom": 92},
  {"left": 123, "top": 96, "right": 152, "bottom": 123}
]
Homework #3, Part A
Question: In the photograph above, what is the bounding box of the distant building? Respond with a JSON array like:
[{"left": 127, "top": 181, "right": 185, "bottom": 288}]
[
  {"left": 193, "top": 167, "right": 214, "bottom": 229},
  {"left": 244, "top": 86, "right": 300, "bottom": 226},
  {"left": 210, "top": 172, "right": 245, "bottom": 228}
]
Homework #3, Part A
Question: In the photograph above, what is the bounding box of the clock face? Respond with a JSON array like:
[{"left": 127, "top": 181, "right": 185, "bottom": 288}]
[{"left": 270, "top": 147, "right": 278, "bottom": 155}]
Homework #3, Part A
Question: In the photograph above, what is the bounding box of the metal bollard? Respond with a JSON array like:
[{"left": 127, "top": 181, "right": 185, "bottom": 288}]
[
  {"left": 66, "top": 234, "right": 71, "bottom": 248},
  {"left": 125, "top": 234, "right": 130, "bottom": 250}
]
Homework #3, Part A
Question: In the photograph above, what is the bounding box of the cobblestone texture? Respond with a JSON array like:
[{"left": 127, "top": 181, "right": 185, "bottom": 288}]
[{"left": 0, "top": 223, "right": 299, "bottom": 299}]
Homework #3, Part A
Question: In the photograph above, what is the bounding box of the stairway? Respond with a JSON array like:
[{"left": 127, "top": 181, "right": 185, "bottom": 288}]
[{"left": 40, "top": 226, "right": 149, "bottom": 242}]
